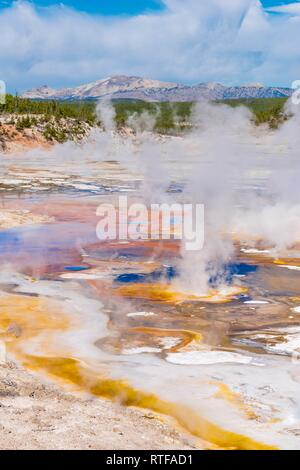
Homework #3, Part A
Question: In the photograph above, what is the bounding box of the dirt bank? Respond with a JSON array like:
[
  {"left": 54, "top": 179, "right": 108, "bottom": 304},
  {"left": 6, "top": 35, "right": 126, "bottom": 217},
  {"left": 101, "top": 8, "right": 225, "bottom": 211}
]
[
  {"left": 0, "top": 209, "right": 54, "bottom": 230},
  {"left": 0, "top": 361, "right": 200, "bottom": 450}
]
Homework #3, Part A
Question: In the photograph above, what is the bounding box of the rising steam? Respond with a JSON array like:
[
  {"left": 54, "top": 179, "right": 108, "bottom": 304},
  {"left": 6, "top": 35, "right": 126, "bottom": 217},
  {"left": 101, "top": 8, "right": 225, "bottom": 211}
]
[{"left": 3, "top": 97, "right": 300, "bottom": 295}]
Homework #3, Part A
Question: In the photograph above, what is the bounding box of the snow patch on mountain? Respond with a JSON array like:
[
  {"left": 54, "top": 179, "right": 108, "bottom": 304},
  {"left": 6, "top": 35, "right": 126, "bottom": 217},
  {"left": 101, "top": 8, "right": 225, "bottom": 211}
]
[{"left": 22, "top": 75, "right": 293, "bottom": 102}]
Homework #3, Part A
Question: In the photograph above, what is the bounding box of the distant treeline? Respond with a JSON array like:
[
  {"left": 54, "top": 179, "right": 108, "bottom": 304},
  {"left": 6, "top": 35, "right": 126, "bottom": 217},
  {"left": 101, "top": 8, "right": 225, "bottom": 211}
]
[
  {"left": 0, "top": 94, "right": 96, "bottom": 125},
  {"left": 224, "top": 97, "right": 288, "bottom": 128},
  {"left": 0, "top": 94, "right": 289, "bottom": 134},
  {"left": 113, "top": 98, "right": 289, "bottom": 130}
]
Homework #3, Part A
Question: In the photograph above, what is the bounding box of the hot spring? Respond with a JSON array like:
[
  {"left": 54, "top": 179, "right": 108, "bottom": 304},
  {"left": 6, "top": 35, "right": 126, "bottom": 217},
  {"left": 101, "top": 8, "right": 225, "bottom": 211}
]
[{"left": 1, "top": 100, "right": 300, "bottom": 449}]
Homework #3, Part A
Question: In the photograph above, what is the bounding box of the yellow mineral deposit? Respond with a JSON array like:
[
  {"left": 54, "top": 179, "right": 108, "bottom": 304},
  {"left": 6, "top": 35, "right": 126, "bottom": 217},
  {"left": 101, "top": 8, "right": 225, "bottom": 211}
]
[
  {"left": 0, "top": 293, "right": 276, "bottom": 450},
  {"left": 117, "top": 283, "right": 248, "bottom": 304},
  {"left": 212, "top": 382, "right": 259, "bottom": 421},
  {"left": 26, "top": 355, "right": 276, "bottom": 450}
]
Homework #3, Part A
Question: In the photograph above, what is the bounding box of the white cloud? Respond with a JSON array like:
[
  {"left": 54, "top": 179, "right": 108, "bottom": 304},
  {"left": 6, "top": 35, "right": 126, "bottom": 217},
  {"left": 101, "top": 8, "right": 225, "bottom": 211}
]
[{"left": 0, "top": 0, "right": 299, "bottom": 91}]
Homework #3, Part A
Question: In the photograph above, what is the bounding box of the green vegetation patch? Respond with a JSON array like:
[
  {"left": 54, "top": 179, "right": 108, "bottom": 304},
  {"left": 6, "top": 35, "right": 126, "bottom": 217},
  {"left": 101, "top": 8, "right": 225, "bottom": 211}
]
[
  {"left": 0, "top": 95, "right": 290, "bottom": 138},
  {"left": 0, "top": 95, "right": 96, "bottom": 125}
]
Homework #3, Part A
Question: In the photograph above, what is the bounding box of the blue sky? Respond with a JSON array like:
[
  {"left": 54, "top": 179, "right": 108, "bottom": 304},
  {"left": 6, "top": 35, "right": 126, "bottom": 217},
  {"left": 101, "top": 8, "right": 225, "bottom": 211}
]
[
  {"left": 262, "top": 0, "right": 293, "bottom": 5},
  {"left": 0, "top": 0, "right": 165, "bottom": 15},
  {"left": 262, "top": 0, "right": 295, "bottom": 6},
  {"left": 0, "top": 0, "right": 300, "bottom": 91},
  {"left": 0, "top": 0, "right": 296, "bottom": 16}
]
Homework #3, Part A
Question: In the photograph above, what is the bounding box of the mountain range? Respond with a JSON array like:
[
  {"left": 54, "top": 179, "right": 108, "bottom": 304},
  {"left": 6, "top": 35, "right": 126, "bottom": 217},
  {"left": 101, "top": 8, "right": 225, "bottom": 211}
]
[{"left": 22, "top": 75, "right": 293, "bottom": 102}]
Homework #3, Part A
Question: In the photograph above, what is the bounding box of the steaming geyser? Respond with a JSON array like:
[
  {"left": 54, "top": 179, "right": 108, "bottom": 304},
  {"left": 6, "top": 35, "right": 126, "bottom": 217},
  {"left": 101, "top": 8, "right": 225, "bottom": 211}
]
[{"left": 2, "top": 97, "right": 300, "bottom": 449}]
